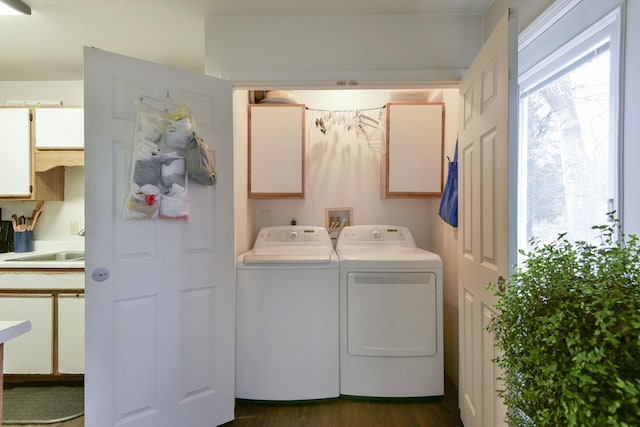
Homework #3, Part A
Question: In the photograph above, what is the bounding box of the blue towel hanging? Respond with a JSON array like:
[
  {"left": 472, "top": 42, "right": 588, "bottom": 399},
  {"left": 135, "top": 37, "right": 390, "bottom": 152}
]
[{"left": 439, "top": 138, "right": 458, "bottom": 227}]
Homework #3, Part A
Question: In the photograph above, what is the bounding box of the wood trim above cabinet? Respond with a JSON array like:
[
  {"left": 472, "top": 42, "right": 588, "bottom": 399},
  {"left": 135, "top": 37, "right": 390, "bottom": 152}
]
[
  {"left": 35, "top": 150, "right": 84, "bottom": 172},
  {"left": 383, "top": 102, "right": 445, "bottom": 199}
]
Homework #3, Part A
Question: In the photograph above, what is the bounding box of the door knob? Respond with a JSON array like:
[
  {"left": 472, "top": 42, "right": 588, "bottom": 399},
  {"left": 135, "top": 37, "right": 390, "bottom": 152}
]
[{"left": 91, "top": 267, "right": 110, "bottom": 283}]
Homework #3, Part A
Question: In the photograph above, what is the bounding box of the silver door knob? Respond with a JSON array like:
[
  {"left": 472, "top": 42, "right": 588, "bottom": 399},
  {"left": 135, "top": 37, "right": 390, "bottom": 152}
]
[{"left": 91, "top": 267, "right": 110, "bottom": 282}]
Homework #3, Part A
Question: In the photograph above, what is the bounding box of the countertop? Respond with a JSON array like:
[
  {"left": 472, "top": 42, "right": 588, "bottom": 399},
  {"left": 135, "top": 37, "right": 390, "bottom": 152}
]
[
  {"left": 0, "top": 240, "right": 84, "bottom": 269},
  {"left": 0, "top": 320, "right": 31, "bottom": 344}
]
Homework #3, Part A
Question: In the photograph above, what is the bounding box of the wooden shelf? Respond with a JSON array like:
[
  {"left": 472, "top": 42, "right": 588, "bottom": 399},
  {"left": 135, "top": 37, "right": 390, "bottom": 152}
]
[{"left": 35, "top": 150, "right": 84, "bottom": 172}]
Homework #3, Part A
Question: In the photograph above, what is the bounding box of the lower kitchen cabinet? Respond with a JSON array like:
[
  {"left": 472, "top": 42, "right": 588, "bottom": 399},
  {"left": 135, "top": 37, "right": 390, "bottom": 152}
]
[
  {"left": 0, "top": 296, "right": 53, "bottom": 374},
  {"left": 58, "top": 293, "right": 85, "bottom": 374},
  {"left": 0, "top": 287, "right": 85, "bottom": 377}
]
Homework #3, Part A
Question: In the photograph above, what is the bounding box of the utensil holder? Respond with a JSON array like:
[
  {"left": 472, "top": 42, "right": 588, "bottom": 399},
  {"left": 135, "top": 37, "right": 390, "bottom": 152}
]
[{"left": 14, "top": 231, "right": 34, "bottom": 253}]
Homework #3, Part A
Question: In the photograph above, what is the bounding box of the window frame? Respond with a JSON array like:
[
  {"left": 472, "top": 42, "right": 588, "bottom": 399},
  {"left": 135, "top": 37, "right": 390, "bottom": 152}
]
[{"left": 517, "top": 2, "right": 624, "bottom": 249}]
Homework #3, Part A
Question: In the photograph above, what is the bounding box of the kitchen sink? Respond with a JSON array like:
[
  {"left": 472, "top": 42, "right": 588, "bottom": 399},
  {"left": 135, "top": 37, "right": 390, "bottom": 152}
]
[{"left": 5, "top": 251, "right": 85, "bottom": 262}]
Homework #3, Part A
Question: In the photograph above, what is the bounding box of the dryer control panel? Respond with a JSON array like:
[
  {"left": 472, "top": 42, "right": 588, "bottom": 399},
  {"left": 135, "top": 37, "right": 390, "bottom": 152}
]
[{"left": 337, "top": 225, "right": 417, "bottom": 248}]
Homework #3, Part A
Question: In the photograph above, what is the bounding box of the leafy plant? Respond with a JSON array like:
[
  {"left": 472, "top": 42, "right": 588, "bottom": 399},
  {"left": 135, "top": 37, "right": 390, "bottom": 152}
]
[{"left": 487, "top": 218, "right": 640, "bottom": 427}]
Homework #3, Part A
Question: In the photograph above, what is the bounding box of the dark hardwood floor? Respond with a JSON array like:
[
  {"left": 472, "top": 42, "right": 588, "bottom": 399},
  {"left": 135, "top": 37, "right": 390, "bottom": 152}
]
[
  {"left": 225, "top": 376, "right": 463, "bottom": 427},
  {"left": 2, "top": 377, "right": 462, "bottom": 427}
]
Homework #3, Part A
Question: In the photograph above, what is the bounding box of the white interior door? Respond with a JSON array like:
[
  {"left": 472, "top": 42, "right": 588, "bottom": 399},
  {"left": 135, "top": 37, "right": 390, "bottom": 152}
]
[
  {"left": 458, "top": 10, "right": 517, "bottom": 427},
  {"left": 84, "top": 47, "right": 235, "bottom": 427}
]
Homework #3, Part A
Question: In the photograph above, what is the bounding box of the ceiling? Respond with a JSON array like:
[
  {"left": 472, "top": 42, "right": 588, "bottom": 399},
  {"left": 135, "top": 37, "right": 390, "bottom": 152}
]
[{"left": 0, "top": 0, "right": 493, "bottom": 81}]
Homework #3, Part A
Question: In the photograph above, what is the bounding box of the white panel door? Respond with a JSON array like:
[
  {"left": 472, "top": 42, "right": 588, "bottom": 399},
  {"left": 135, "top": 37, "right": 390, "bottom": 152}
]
[
  {"left": 458, "top": 10, "right": 517, "bottom": 427},
  {"left": 84, "top": 47, "right": 235, "bottom": 427}
]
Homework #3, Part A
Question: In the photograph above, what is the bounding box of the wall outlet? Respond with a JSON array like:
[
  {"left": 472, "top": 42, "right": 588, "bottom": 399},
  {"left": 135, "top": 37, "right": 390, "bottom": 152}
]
[{"left": 70, "top": 221, "right": 79, "bottom": 235}]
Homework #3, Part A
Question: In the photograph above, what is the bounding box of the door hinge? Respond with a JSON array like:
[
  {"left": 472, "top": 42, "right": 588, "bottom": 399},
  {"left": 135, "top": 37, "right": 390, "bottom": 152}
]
[{"left": 29, "top": 185, "right": 33, "bottom": 193}]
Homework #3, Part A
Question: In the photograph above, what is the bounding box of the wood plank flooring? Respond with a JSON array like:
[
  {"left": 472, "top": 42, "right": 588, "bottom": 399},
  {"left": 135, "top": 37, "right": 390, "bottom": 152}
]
[
  {"left": 2, "top": 377, "right": 462, "bottom": 427},
  {"left": 225, "top": 376, "right": 462, "bottom": 427}
]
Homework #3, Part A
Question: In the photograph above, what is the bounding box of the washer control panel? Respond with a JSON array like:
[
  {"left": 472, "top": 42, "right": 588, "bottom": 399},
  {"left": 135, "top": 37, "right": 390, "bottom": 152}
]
[
  {"left": 266, "top": 230, "right": 320, "bottom": 242},
  {"left": 258, "top": 227, "right": 326, "bottom": 243}
]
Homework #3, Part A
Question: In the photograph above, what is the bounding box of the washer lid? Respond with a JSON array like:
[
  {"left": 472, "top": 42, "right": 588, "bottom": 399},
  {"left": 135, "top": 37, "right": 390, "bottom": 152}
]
[{"left": 239, "top": 245, "right": 338, "bottom": 267}]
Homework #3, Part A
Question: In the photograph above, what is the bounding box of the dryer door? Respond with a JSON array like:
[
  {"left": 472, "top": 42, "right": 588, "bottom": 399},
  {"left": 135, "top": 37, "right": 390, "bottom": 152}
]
[{"left": 347, "top": 272, "right": 437, "bottom": 357}]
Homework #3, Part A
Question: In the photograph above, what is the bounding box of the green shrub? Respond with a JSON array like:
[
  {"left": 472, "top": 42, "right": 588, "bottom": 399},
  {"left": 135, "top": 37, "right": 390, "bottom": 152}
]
[{"left": 487, "top": 219, "right": 640, "bottom": 427}]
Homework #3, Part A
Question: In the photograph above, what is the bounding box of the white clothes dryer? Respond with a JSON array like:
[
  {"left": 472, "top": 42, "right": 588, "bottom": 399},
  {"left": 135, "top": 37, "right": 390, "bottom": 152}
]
[
  {"left": 236, "top": 226, "right": 339, "bottom": 400},
  {"left": 337, "top": 225, "right": 443, "bottom": 397}
]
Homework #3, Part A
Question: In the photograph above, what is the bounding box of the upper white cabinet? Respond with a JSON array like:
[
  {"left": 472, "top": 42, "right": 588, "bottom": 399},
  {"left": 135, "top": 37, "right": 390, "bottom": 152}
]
[
  {"left": 248, "top": 104, "right": 305, "bottom": 199},
  {"left": 0, "top": 107, "right": 32, "bottom": 198},
  {"left": 35, "top": 107, "right": 84, "bottom": 149},
  {"left": 34, "top": 107, "right": 84, "bottom": 174},
  {"left": 0, "top": 106, "right": 84, "bottom": 201},
  {"left": 383, "top": 102, "right": 444, "bottom": 198}
]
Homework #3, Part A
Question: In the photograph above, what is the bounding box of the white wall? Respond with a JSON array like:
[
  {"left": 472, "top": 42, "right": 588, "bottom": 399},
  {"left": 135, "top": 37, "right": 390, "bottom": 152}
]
[
  {"left": 0, "top": 81, "right": 85, "bottom": 243},
  {"left": 205, "top": 15, "right": 483, "bottom": 87},
  {"left": 237, "top": 89, "right": 461, "bottom": 381},
  {"left": 245, "top": 89, "right": 458, "bottom": 252},
  {"left": 204, "top": 14, "right": 486, "bottom": 385},
  {"left": 430, "top": 89, "right": 460, "bottom": 384},
  {"left": 233, "top": 90, "right": 254, "bottom": 255},
  {"left": 0, "top": 81, "right": 83, "bottom": 106},
  {"left": 484, "top": 0, "right": 555, "bottom": 39}
]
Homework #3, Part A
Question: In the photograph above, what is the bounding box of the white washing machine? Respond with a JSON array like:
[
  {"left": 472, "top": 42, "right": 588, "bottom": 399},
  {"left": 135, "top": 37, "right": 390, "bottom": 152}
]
[
  {"left": 236, "top": 226, "right": 339, "bottom": 400},
  {"left": 337, "top": 225, "right": 443, "bottom": 397}
]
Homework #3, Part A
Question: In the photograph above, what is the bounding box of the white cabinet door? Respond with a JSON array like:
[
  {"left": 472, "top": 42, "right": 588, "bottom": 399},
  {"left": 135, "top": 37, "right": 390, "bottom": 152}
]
[
  {"left": 385, "top": 102, "right": 444, "bottom": 198},
  {"left": 249, "top": 104, "right": 305, "bottom": 198},
  {"left": 0, "top": 108, "right": 31, "bottom": 197},
  {"left": 58, "top": 294, "right": 85, "bottom": 374},
  {"left": 0, "top": 296, "right": 53, "bottom": 374},
  {"left": 35, "top": 107, "right": 84, "bottom": 149}
]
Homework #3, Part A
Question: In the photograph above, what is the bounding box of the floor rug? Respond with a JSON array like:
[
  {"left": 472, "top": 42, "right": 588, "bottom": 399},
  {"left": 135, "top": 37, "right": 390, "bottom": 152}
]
[{"left": 3, "top": 385, "right": 84, "bottom": 424}]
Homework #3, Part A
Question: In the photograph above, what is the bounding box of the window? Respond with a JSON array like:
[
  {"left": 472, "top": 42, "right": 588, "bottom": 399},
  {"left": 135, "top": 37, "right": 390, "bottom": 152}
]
[{"left": 518, "top": 7, "right": 622, "bottom": 249}]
